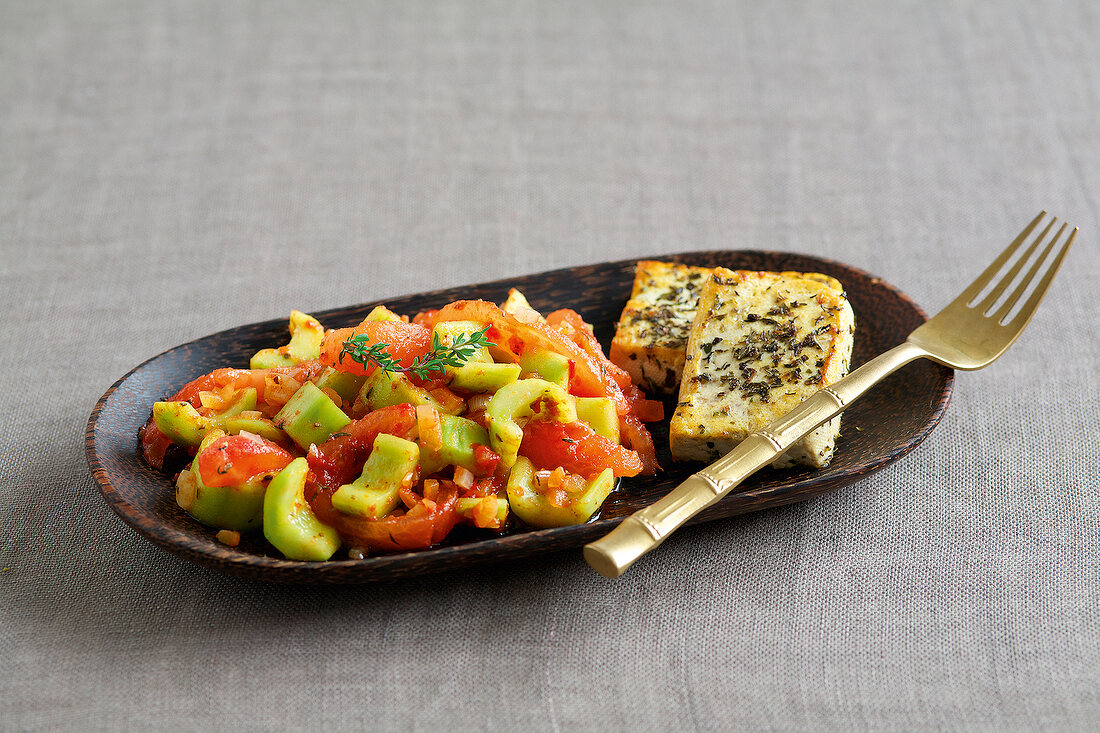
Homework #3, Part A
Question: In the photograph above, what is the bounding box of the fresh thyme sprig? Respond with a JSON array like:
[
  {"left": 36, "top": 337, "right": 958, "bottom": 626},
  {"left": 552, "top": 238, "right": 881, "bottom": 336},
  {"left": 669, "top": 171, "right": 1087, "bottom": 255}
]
[{"left": 339, "top": 325, "right": 495, "bottom": 380}]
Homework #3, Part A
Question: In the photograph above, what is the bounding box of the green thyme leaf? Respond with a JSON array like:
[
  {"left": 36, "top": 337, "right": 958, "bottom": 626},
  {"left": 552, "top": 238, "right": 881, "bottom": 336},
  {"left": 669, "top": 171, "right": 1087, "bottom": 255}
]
[{"left": 339, "top": 325, "right": 495, "bottom": 379}]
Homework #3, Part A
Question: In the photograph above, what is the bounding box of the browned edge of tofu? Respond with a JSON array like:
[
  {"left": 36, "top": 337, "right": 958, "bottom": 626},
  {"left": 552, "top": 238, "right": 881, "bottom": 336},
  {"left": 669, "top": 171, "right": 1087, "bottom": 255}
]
[{"left": 609, "top": 260, "right": 713, "bottom": 393}]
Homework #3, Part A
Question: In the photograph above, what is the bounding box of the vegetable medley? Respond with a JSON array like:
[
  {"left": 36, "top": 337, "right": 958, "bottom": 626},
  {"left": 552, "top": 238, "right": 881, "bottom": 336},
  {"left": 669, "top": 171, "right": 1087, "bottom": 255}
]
[{"left": 139, "top": 290, "right": 663, "bottom": 561}]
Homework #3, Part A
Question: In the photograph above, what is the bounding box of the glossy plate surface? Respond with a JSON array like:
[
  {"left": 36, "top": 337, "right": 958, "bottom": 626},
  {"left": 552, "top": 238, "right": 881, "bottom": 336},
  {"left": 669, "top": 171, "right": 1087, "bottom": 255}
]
[{"left": 87, "top": 251, "right": 953, "bottom": 583}]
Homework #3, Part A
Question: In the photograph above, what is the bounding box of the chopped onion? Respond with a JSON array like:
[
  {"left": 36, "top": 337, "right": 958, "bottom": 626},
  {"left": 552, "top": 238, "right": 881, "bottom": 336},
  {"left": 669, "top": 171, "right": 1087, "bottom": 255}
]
[
  {"left": 512, "top": 307, "right": 542, "bottom": 325},
  {"left": 467, "top": 394, "right": 491, "bottom": 412},
  {"left": 416, "top": 404, "right": 443, "bottom": 452},
  {"left": 547, "top": 466, "right": 566, "bottom": 490},
  {"left": 400, "top": 483, "right": 421, "bottom": 509},
  {"left": 215, "top": 530, "right": 241, "bottom": 547},
  {"left": 175, "top": 469, "right": 197, "bottom": 510},
  {"left": 453, "top": 466, "right": 475, "bottom": 490},
  {"left": 237, "top": 430, "right": 265, "bottom": 444},
  {"left": 472, "top": 496, "right": 501, "bottom": 529},
  {"left": 264, "top": 374, "right": 301, "bottom": 406}
]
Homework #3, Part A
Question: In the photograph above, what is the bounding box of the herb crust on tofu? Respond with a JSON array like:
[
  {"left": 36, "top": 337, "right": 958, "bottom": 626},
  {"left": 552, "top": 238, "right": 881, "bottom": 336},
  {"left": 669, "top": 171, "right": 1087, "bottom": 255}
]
[
  {"left": 610, "top": 261, "right": 712, "bottom": 393},
  {"left": 669, "top": 267, "right": 855, "bottom": 468}
]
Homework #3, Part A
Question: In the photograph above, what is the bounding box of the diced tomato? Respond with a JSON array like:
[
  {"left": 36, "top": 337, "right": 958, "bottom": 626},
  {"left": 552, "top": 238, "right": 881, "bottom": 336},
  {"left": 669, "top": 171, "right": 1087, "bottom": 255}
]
[
  {"left": 169, "top": 371, "right": 225, "bottom": 406},
  {"left": 139, "top": 421, "right": 173, "bottom": 470},
  {"left": 464, "top": 407, "right": 489, "bottom": 431},
  {"left": 547, "top": 308, "right": 664, "bottom": 422},
  {"left": 470, "top": 467, "right": 507, "bottom": 499},
  {"left": 408, "top": 373, "right": 448, "bottom": 391},
  {"left": 328, "top": 483, "right": 458, "bottom": 552},
  {"left": 622, "top": 383, "right": 664, "bottom": 422},
  {"left": 194, "top": 434, "right": 295, "bottom": 488},
  {"left": 471, "top": 444, "right": 501, "bottom": 477},
  {"left": 305, "top": 405, "right": 419, "bottom": 527},
  {"left": 519, "top": 420, "right": 644, "bottom": 478},
  {"left": 320, "top": 320, "right": 432, "bottom": 377},
  {"left": 618, "top": 414, "right": 659, "bottom": 475},
  {"left": 180, "top": 363, "right": 324, "bottom": 411},
  {"left": 303, "top": 478, "right": 340, "bottom": 527},
  {"left": 411, "top": 309, "right": 440, "bottom": 329}
]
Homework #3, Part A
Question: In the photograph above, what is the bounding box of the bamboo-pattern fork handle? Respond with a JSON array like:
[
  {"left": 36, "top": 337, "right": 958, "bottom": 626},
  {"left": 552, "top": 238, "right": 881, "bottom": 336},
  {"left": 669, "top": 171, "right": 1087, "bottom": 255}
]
[{"left": 584, "top": 341, "right": 928, "bottom": 578}]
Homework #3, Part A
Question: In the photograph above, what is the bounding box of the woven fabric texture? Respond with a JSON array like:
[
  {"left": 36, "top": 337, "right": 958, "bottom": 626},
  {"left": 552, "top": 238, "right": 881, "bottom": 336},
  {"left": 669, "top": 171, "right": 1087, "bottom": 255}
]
[{"left": 2, "top": 1, "right": 1098, "bottom": 730}]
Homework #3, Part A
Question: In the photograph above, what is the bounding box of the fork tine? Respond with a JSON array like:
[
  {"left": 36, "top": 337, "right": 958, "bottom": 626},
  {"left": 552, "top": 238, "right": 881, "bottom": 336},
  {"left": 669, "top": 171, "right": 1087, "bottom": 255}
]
[
  {"left": 1006, "top": 226, "right": 1076, "bottom": 329},
  {"left": 975, "top": 216, "right": 1057, "bottom": 314},
  {"left": 993, "top": 221, "right": 1067, "bottom": 323},
  {"left": 957, "top": 211, "right": 1047, "bottom": 306}
]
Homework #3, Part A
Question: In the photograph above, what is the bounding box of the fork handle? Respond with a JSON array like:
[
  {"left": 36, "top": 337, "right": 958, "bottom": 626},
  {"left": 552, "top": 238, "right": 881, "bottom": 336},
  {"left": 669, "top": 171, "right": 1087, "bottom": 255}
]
[{"left": 583, "top": 340, "right": 929, "bottom": 578}]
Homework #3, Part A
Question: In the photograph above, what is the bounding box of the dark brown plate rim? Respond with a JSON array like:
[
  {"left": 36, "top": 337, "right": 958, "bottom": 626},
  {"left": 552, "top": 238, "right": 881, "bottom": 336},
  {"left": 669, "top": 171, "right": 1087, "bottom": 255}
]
[{"left": 86, "top": 251, "right": 953, "bottom": 583}]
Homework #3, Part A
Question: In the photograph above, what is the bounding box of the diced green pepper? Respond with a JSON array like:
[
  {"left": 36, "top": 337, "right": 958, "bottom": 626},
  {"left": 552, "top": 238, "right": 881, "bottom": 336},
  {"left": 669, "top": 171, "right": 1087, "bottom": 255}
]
[
  {"left": 364, "top": 305, "right": 403, "bottom": 323},
  {"left": 154, "top": 401, "right": 209, "bottom": 447},
  {"left": 250, "top": 310, "right": 325, "bottom": 369},
  {"left": 446, "top": 361, "right": 521, "bottom": 393},
  {"left": 485, "top": 378, "right": 577, "bottom": 469},
  {"left": 331, "top": 434, "right": 419, "bottom": 519},
  {"left": 501, "top": 288, "right": 542, "bottom": 319},
  {"left": 218, "top": 415, "right": 286, "bottom": 442},
  {"left": 518, "top": 347, "right": 571, "bottom": 389},
  {"left": 420, "top": 413, "right": 492, "bottom": 475},
  {"left": 274, "top": 381, "right": 351, "bottom": 450},
  {"left": 193, "top": 427, "right": 226, "bottom": 455},
  {"left": 313, "top": 367, "right": 367, "bottom": 404},
  {"left": 505, "top": 457, "right": 615, "bottom": 528},
  {"left": 263, "top": 458, "right": 341, "bottom": 561},
  {"left": 574, "top": 397, "right": 619, "bottom": 442},
  {"left": 178, "top": 466, "right": 268, "bottom": 532},
  {"left": 359, "top": 369, "right": 458, "bottom": 415}
]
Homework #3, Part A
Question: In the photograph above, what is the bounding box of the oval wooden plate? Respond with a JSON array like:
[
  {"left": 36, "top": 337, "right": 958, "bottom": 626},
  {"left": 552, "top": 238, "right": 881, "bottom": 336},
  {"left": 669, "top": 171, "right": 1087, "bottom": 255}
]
[{"left": 87, "top": 251, "right": 953, "bottom": 583}]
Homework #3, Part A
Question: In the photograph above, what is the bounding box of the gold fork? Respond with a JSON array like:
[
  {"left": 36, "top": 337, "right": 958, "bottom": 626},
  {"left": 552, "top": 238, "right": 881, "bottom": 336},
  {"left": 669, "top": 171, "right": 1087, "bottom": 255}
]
[{"left": 585, "top": 212, "right": 1077, "bottom": 578}]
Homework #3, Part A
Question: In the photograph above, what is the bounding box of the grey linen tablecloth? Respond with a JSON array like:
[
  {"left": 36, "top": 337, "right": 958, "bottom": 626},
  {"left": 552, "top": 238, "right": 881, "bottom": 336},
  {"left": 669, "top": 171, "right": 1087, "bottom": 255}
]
[{"left": 3, "top": 1, "right": 1098, "bottom": 730}]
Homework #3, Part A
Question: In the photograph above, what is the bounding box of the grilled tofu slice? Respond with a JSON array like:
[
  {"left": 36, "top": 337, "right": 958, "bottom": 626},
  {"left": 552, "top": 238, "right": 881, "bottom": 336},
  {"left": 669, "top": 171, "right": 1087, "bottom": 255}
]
[
  {"left": 669, "top": 268, "right": 854, "bottom": 468},
  {"left": 609, "top": 262, "right": 847, "bottom": 396},
  {"left": 610, "top": 261, "right": 713, "bottom": 393}
]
